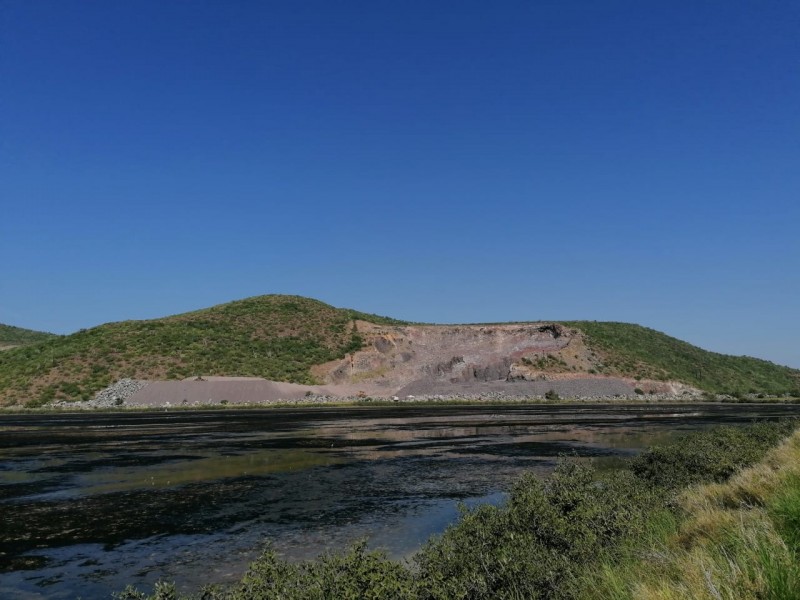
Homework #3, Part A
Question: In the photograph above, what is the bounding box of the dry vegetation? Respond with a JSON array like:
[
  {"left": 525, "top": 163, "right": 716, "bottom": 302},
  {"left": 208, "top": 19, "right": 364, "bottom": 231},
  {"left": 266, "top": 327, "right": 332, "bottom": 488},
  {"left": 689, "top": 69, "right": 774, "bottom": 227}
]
[{"left": 584, "top": 426, "right": 800, "bottom": 599}]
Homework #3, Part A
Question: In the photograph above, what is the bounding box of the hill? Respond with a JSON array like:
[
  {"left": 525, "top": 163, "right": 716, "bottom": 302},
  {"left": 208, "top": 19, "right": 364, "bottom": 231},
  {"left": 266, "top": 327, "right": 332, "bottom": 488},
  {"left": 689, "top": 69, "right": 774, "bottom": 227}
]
[
  {"left": 564, "top": 321, "right": 800, "bottom": 397},
  {"left": 0, "top": 295, "right": 405, "bottom": 406},
  {"left": 0, "top": 323, "right": 57, "bottom": 350},
  {"left": 0, "top": 295, "right": 797, "bottom": 407}
]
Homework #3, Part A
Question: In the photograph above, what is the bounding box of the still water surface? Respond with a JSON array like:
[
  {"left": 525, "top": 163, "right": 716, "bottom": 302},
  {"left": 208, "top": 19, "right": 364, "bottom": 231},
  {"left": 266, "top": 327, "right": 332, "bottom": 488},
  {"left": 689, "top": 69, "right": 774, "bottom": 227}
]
[{"left": 2, "top": 403, "right": 800, "bottom": 599}]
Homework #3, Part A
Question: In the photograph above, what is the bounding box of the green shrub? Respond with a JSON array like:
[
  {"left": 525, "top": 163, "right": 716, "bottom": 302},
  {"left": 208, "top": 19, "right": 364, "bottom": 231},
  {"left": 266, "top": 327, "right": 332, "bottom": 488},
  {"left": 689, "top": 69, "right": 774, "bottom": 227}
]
[
  {"left": 115, "top": 581, "right": 179, "bottom": 600},
  {"left": 158, "top": 542, "right": 414, "bottom": 600},
  {"left": 415, "top": 463, "right": 657, "bottom": 600},
  {"left": 630, "top": 421, "right": 797, "bottom": 491}
]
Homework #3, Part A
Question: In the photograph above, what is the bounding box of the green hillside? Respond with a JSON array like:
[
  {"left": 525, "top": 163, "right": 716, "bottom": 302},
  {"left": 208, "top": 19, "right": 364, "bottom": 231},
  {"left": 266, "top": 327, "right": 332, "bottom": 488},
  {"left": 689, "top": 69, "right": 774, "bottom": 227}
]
[
  {"left": 1, "top": 296, "right": 798, "bottom": 407},
  {"left": 565, "top": 321, "right": 800, "bottom": 396},
  {"left": 0, "top": 295, "right": 404, "bottom": 407},
  {"left": 0, "top": 323, "right": 57, "bottom": 349}
]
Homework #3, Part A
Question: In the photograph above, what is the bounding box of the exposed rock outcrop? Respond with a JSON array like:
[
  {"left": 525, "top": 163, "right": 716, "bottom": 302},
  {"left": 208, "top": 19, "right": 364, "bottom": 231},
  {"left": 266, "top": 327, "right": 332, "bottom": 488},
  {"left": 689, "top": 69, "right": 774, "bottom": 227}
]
[{"left": 307, "top": 321, "right": 691, "bottom": 398}]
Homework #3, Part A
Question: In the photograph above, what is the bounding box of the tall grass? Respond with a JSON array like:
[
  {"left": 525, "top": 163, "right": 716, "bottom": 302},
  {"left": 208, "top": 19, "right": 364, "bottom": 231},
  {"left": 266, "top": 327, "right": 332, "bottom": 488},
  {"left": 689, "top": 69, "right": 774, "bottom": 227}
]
[{"left": 581, "top": 426, "right": 800, "bottom": 599}]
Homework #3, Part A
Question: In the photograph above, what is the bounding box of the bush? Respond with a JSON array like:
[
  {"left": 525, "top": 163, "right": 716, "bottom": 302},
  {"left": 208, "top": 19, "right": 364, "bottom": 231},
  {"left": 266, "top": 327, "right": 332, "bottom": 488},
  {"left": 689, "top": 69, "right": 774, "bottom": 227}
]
[
  {"left": 630, "top": 421, "right": 797, "bottom": 491},
  {"left": 415, "top": 463, "right": 657, "bottom": 600},
  {"left": 201, "top": 542, "right": 413, "bottom": 600}
]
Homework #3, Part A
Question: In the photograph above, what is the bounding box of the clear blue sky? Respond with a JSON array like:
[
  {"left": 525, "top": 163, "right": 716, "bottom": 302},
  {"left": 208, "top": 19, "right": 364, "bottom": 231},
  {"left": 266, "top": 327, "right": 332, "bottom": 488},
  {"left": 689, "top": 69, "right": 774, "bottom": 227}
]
[{"left": 2, "top": 1, "right": 799, "bottom": 367}]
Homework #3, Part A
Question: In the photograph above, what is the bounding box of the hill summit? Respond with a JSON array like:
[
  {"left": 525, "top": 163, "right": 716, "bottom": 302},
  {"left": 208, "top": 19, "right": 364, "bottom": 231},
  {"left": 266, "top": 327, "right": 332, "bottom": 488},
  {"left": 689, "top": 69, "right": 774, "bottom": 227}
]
[
  {"left": 0, "top": 295, "right": 797, "bottom": 407},
  {"left": 0, "top": 323, "right": 56, "bottom": 351}
]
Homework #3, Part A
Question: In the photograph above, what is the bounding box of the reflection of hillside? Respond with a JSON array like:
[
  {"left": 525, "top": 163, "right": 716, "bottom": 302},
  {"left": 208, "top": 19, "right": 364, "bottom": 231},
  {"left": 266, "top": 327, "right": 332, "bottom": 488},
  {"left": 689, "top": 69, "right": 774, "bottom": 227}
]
[
  {"left": 298, "top": 417, "right": 691, "bottom": 463},
  {"left": 342, "top": 427, "right": 485, "bottom": 442},
  {"left": 81, "top": 449, "right": 341, "bottom": 495},
  {"left": 306, "top": 416, "right": 686, "bottom": 450}
]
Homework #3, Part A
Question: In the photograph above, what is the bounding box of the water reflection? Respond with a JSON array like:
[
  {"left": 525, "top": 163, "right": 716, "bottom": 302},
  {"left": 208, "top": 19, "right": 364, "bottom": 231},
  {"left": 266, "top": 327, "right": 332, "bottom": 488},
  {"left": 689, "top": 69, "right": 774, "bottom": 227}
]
[
  {"left": 1, "top": 403, "right": 799, "bottom": 599},
  {"left": 79, "top": 450, "right": 342, "bottom": 496}
]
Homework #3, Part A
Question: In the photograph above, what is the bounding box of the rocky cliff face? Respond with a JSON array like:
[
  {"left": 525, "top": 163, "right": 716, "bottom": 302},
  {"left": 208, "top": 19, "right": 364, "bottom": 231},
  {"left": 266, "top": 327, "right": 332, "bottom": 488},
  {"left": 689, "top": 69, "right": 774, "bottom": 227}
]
[{"left": 310, "top": 322, "right": 687, "bottom": 397}]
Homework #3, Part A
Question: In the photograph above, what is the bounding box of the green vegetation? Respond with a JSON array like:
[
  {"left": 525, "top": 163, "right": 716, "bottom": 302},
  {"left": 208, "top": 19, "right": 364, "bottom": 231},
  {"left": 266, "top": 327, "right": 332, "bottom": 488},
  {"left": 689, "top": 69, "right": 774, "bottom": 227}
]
[
  {"left": 564, "top": 321, "right": 800, "bottom": 395},
  {"left": 0, "top": 323, "right": 56, "bottom": 348},
  {"left": 583, "top": 425, "right": 800, "bottom": 599},
  {"left": 522, "top": 354, "right": 570, "bottom": 372},
  {"left": 544, "top": 389, "right": 560, "bottom": 401},
  {"left": 2, "top": 296, "right": 798, "bottom": 406},
  {"left": 115, "top": 420, "right": 799, "bottom": 600},
  {"left": 0, "top": 295, "right": 405, "bottom": 407}
]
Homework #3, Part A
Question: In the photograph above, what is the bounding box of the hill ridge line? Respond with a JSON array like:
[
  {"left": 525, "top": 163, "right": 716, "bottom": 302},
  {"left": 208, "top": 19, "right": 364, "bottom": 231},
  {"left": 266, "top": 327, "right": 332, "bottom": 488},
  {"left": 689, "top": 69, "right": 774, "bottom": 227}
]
[{"left": 0, "top": 294, "right": 797, "bottom": 407}]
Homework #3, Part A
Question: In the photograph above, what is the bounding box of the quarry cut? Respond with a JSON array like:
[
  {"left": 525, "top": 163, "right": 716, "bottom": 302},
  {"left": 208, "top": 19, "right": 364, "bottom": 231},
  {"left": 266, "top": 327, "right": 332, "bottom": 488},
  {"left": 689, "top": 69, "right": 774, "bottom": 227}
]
[{"left": 115, "top": 322, "right": 701, "bottom": 406}]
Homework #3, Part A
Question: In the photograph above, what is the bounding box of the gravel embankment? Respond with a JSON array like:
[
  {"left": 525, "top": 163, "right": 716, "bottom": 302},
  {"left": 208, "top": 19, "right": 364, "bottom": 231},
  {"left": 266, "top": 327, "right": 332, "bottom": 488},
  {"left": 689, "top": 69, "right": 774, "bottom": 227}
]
[
  {"left": 48, "top": 378, "right": 149, "bottom": 409},
  {"left": 395, "top": 377, "right": 640, "bottom": 399},
  {"left": 48, "top": 377, "right": 704, "bottom": 410}
]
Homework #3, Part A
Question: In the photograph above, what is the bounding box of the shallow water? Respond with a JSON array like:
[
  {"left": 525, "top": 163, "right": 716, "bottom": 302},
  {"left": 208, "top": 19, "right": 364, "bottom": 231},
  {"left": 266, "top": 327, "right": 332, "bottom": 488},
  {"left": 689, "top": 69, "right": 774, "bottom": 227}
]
[{"left": 1, "top": 403, "right": 799, "bottom": 599}]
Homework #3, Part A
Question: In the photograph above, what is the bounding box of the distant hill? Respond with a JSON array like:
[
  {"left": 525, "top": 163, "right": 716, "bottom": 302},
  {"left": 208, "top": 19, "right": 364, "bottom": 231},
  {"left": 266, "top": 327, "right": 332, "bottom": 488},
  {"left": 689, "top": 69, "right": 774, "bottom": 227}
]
[
  {"left": 0, "top": 295, "right": 797, "bottom": 407},
  {"left": 0, "top": 323, "right": 57, "bottom": 350}
]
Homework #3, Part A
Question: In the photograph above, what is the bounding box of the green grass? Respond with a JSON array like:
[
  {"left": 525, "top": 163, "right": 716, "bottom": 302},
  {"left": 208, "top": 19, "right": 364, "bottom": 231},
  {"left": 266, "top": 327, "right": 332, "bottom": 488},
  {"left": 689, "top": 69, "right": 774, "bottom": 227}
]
[
  {"left": 768, "top": 473, "right": 800, "bottom": 553},
  {"left": 564, "top": 321, "right": 800, "bottom": 395},
  {"left": 581, "top": 424, "right": 800, "bottom": 600}
]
